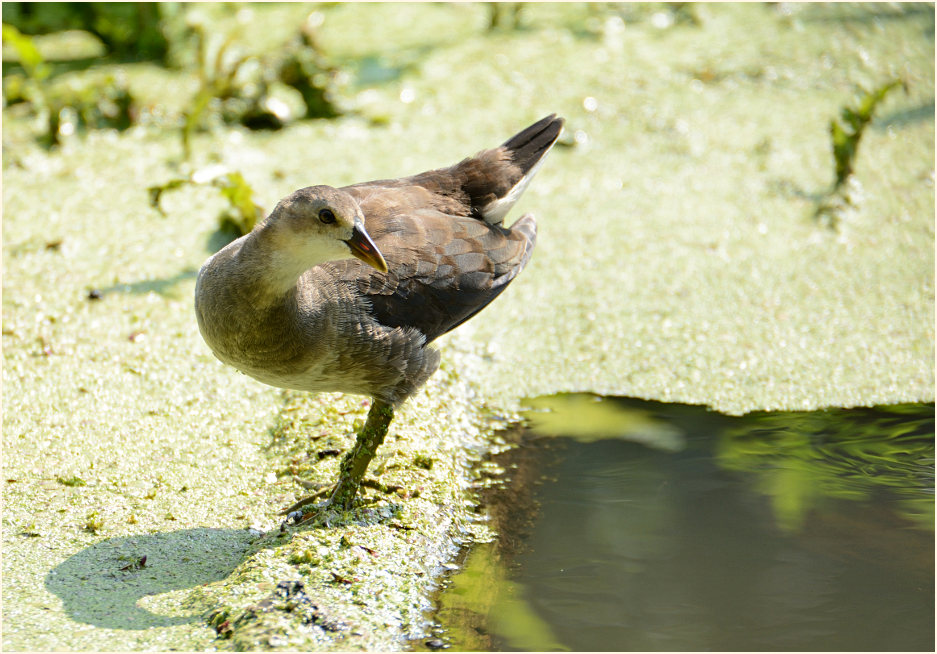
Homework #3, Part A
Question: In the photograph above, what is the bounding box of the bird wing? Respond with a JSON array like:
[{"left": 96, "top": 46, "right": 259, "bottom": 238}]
[
  {"left": 322, "top": 115, "right": 561, "bottom": 342},
  {"left": 331, "top": 184, "right": 536, "bottom": 343}
]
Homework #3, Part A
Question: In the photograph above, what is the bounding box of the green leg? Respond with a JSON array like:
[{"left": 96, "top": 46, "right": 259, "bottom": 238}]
[{"left": 328, "top": 399, "right": 395, "bottom": 510}]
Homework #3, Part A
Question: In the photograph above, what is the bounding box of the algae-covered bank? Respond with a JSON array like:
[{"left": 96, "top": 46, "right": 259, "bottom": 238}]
[{"left": 2, "top": 3, "right": 933, "bottom": 651}]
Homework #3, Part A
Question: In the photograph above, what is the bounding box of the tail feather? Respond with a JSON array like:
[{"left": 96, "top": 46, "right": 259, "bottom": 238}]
[
  {"left": 418, "top": 114, "right": 562, "bottom": 225},
  {"left": 501, "top": 113, "right": 565, "bottom": 178},
  {"left": 478, "top": 114, "right": 564, "bottom": 224}
]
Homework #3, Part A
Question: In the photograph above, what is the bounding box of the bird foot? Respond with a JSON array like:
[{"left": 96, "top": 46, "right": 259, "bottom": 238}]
[
  {"left": 282, "top": 501, "right": 332, "bottom": 527},
  {"left": 279, "top": 494, "right": 343, "bottom": 528},
  {"left": 280, "top": 476, "right": 405, "bottom": 527},
  {"left": 279, "top": 398, "right": 396, "bottom": 527},
  {"left": 281, "top": 486, "right": 332, "bottom": 516},
  {"left": 281, "top": 492, "right": 364, "bottom": 528},
  {"left": 280, "top": 479, "right": 362, "bottom": 526}
]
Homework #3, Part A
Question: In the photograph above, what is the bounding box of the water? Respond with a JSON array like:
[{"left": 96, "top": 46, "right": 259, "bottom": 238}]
[{"left": 422, "top": 396, "right": 934, "bottom": 651}]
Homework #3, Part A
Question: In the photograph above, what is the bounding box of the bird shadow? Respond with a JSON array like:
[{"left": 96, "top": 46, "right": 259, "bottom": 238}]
[
  {"left": 89, "top": 268, "right": 198, "bottom": 299},
  {"left": 44, "top": 504, "right": 408, "bottom": 630},
  {"left": 44, "top": 527, "right": 259, "bottom": 630},
  {"left": 206, "top": 225, "right": 241, "bottom": 254}
]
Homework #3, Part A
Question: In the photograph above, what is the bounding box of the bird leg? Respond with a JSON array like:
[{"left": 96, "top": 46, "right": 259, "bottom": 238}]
[
  {"left": 283, "top": 398, "right": 395, "bottom": 519},
  {"left": 329, "top": 398, "right": 394, "bottom": 510}
]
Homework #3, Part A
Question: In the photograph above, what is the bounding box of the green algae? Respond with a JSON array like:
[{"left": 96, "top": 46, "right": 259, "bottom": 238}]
[{"left": 2, "top": 3, "right": 934, "bottom": 651}]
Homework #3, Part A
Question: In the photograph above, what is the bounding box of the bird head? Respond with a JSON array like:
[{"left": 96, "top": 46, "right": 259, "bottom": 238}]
[{"left": 262, "top": 185, "right": 388, "bottom": 273}]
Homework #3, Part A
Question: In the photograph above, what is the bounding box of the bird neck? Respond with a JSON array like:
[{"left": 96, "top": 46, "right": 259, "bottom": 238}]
[{"left": 238, "top": 226, "right": 334, "bottom": 301}]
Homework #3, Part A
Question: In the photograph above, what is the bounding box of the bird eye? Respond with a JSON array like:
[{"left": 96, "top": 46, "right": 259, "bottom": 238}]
[{"left": 318, "top": 208, "right": 336, "bottom": 224}]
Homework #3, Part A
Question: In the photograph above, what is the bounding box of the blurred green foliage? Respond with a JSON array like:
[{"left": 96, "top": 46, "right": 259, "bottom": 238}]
[
  {"left": 2, "top": 4, "right": 343, "bottom": 153},
  {"left": 2, "top": 22, "right": 137, "bottom": 146},
  {"left": 2, "top": 2, "right": 168, "bottom": 61},
  {"left": 214, "top": 171, "right": 266, "bottom": 237},
  {"left": 181, "top": 23, "right": 254, "bottom": 159},
  {"left": 487, "top": 3, "right": 525, "bottom": 31},
  {"left": 1, "top": 22, "right": 49, "bottom": 80},
  {"left": 181, "top": 14, "right": 342, "bottom": 158},
  {"left": 276, "top": 16, "right": 342, "bottom": 121},
  {"left": 43, "top": 73, "right": 135, "bottom": 146}
]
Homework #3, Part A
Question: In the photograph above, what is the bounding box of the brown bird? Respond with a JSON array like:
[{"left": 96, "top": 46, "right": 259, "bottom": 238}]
[{"left": 194, "top": 114, "right": 564, "bottom": 517}]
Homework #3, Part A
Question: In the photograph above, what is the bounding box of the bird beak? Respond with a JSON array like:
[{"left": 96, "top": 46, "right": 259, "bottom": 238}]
[{"left": 345, "top": 223, "right": 388, "bottom": 273}]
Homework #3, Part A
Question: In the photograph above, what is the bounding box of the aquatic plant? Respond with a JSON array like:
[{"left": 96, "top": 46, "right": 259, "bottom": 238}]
[
  {"left": 275, "top": 14, "right": 342, "bottom": 120},
  {"left": 2, "top": 22, "right": 138, "bottom": 147},
  {"left": 42, "top": 73, "right": 135, "bottom": 146},
  {"left": 1, "top": 22, "right": 50, "bottom": 116},
  {"left": 815, "top": 79, "right": 906, "bottom": 229},
  {"left": 213, "top": 171, "right": 266, "bottom": 237},
  {"left": 830, "top": 79, "right": 905, "bottom": 191},
  {"left": 180, "top": 13, "right": 342, "bottom": 159},
  {"left": 1, "top": 22, "right": 50, "bottom": 83},
  {"left": 148, "top": 167, "right": 264, "bottom": 240},
  {"left": 180, "top": 23, "right": 253, "bottom": 159},
  {"left": 2, "top": 2, "right": 169, "bottom": 62}
]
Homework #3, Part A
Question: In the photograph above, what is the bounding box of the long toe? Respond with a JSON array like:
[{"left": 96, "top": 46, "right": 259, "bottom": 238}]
[{"left": 282, "top": 485, "right": 333, "bottom": 515}]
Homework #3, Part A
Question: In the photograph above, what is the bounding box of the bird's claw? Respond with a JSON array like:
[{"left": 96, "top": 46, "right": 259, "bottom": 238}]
[
  {"left": 279, "top": 498, "right": 347, "bottom": 529},
  {"left": 281, "top": 485, "right": 333, "bottom": 516},
  {"left": 279, "top": 503, "right": 327, "bottom": 530}
]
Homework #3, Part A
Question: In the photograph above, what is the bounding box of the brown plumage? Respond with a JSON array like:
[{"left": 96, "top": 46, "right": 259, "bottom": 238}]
[{"left": 195, "top": 114, "right": 564, "bottom": 516}]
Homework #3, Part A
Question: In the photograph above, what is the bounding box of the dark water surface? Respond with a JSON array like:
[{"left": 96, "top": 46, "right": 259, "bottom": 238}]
[{"left": 422, "top": 396, "right": 934, "bottom": 652}]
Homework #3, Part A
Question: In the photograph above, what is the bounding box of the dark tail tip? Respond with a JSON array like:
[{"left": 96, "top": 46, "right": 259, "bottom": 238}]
[{"left": 502, "top": 114, "right": 565, "bottom": 174}]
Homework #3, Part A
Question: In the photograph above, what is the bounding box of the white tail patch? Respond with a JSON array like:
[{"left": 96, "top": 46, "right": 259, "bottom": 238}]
[{"left": 479, "top": 145, "right": 555, "bottom": 225}]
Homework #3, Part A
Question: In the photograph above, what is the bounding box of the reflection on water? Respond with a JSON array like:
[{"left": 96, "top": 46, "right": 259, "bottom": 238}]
[{"left": 423, "top": 396, "right": 934, "bottom": 652}]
